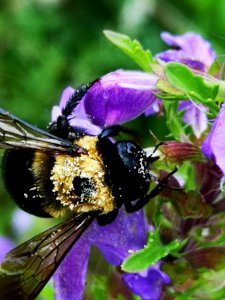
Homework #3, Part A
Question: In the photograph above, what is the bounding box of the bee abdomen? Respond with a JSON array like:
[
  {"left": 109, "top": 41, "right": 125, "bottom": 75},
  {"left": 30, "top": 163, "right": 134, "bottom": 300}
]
[{"left": 2, "top": 150, "right": 54, "bottom": 217}]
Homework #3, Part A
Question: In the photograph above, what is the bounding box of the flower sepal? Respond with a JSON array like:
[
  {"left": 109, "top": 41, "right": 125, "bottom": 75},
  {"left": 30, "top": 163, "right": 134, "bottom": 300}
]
[
  {"left": 160, "top": 141, "right": 203, "bottom": 164},
  {"left": 169, "top": 190, "right": 213, "bottom": 219}
]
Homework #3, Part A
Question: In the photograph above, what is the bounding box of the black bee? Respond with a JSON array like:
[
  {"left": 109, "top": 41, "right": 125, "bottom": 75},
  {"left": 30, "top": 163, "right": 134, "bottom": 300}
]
[{"left": 0, "top": 84, "right": 176, "bottom": 299}]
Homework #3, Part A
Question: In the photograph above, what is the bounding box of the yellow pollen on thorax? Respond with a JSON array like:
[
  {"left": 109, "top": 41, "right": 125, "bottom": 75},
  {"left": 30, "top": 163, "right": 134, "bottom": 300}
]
[{"left": 50, "top": 136, "right": 115, "bottom": 214}]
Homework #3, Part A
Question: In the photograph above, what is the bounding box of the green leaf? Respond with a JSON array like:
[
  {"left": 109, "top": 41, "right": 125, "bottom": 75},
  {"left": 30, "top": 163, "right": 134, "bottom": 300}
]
[
  {"left": 121, "top": 229, "right": 186, "bottom": 273},
  {"left": 157, "top": 79, "right": 186, "bottom": 99},
  {"left": 103, "top": 30, "right": 153, "bottom": 72},
  {"left": 164, "top": 62, "right": 219, "bottom": 116},
  {"left": 163, "top": 101, "right": 185, "bottom": 140},
  {"left": 165, "top": 62, "right": 219, "bottom": 100}
]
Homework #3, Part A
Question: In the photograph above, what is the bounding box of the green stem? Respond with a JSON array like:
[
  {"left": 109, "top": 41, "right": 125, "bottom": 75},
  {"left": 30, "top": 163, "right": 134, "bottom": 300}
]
[{"left": 217, "top": 80, "right": 225, "bottom": 99}]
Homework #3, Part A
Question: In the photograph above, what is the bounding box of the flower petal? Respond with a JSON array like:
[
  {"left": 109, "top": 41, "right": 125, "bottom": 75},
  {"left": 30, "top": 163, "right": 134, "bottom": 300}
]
[
  {"left": 59, "top": 86, "right": 75, "bottom": 110},
  {"left": 158, "top": 32, "right": 216, "bottom": 70},
  {"left": 54, "top": 239, "right": 91, "bottom": 300},
  {"left": 144, "top": 99, "right": 162, "bottom": 116},
  {"left": 53, "top": 208, "right": 149, "bottom": 299},
  {"left": 51, "top": 86, "right": 75, "bottom": 122},
  {"left": 84, "top": 70, "right": 158, "bottom": 127},
  {"left": 86, "top": 208, "right": 148, "bottom": 265},
  {"left": 202, "top": 104, "right": 225, "bottom": 173},
  {"left": 122, "top": 264, "right": 170, "bottom": 300},
  {"left": 180, "top": 101, "right": 208, "bottom": 138},
  {"left": 12, "top": 209, "right": 33, "bottom": 234},
  {"left": 0, "top": 237, "right": 14, "bottom": 263},
  {"left": 51, "top": 106, "right": 62, "bottom": 122},
  {"left": 69, "top": 118, "right": 101, "bottom": 135},
  {"left": 53, "top": 71, "right": 159, "bottom": 133},
  {"left": 52, "top": 86, "right": 101, "bottom": 135},
  {"left": 158, "top": 50, "right": 205, "bottom": 71}
]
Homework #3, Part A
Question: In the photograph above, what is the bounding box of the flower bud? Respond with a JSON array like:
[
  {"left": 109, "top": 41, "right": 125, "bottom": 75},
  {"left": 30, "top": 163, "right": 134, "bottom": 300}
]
[{"left": 160, "top": 141, "right": 202, "bottom": 164}]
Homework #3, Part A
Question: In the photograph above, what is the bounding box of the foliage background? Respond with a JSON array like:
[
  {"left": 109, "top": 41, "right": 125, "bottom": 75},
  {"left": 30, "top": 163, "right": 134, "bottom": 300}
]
[{"left": 0, "top": 0, "right": 225, "bottom": 299}]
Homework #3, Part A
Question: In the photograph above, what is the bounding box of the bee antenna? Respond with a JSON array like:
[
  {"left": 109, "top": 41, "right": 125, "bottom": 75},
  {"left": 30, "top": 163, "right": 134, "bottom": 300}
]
[{"left": 151, "top": 167, "right": 182, "bottom": 191}]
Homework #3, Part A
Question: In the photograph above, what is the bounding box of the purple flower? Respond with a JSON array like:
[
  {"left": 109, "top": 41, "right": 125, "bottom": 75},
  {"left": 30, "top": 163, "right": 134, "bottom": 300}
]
[
  {"left": 54, "top": 209, "right": 169, "bottom": 300},
  {"left": 154, "top": 32, "right": 216, "bottom": 138},
  {"left": 12, "top": 209, "right": 33, "bottom": 234},
  {"left": 158, "top": 32, "right": 216, "bottom": 71},
  {"left": 52, "top": 86, "right": 101, "bottom": 135},
  {"left": 122, "top": 262, "right": 170, "bottom": 300},
  {"left": 179, "top": 101, "right": 208, "bottom": 139},
  {"left": 52, "top": 69, "right": 158, "bottom": 134},
  {"left": 0, "top": 237, "right": 14, "bottom": 263},
  {"left": 144, "top": 99, "right": 162, "bottom": 116},
  {"left": 52, "top": 72, "right": 169, "bottom": 299},
  {"left": 202, "top": 104, "right": 225, "bottom": 174}
]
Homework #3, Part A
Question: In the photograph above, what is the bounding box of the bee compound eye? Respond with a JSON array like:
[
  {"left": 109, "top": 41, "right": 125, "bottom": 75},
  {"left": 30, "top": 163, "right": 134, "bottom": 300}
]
[{"left": 72, "top": 176, "right": 96, "bottom": 198}]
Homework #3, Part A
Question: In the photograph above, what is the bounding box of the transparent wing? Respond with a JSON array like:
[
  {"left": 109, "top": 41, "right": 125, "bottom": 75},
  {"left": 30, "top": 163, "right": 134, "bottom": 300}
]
[
  {"left": 0, "top": 109, "right": 79, "bottom": 153},
  {"left": 0, "top": 213, "right": 93, "bottom": 300}
]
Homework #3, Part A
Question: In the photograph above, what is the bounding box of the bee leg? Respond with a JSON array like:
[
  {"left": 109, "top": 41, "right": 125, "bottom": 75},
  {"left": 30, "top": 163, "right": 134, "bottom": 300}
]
[
  {"left": 125, "top": 168, "right": 178, "bottom": 213},
  {"left": 146, "top": 142, "right": 164, "bottom": 163},
  {"left": 97, "top": 209, "right": 119, "bottom": 226},
  {"left": 124, "top": 195, "right": 151, "bottom": 213},
  {"left": 99, "top": 125, "right": 123, "bottom": 139},
  {"left": 99, "top": 125, "right": 137, "bottom": 139},
  {"left": 124, "top": 186, "right": 164, "bottom": 213}
]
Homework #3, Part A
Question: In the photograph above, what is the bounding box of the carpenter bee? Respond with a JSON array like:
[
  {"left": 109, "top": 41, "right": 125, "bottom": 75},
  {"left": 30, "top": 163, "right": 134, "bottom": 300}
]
[{"left": 0, "top": 84, "right": 176, "bottom": 299}]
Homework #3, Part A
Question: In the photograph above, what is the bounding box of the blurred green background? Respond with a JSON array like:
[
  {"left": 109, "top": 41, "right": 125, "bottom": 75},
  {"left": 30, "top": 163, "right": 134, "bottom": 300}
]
[{"left": 1, "top": 0, "right": 225, "bottom": 298}]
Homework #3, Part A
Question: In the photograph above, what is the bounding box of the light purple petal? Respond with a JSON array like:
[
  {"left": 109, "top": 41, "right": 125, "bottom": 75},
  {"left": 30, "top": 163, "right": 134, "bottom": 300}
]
[
  {"left": 52, "top": 86, "right": 84, "bottom": 121},
  {"left": 158, "top": 32, "right": 216, "bottom": 70},
  {"left": 179, "top": 101, "right": 208, "bottom": 138},
  {"left": 68, "top": 98, "right": 101, "bottom": 135},
  {"left": 51, "top": 86, "right": 101, "bottom": 135},
  {"left": 59, "top": 86, "right": 75, "bottom": 110},
  {"left": 158, "top": 50, "right": 205, "bottom": 71},
  {"left": 144, "top": 99, "right": 162, "bottom": 116},
  {"left": 51, "top": 105, "right": 62, "bottom": 122},
  {"left": 122, "top": 264, "right": 170, "bottom": 300},
  {"left": 69, "top": 118, "right": 101, "bottom": 135},
  {"left": 12, "top": 209, "right": 33, "bottom": 234},
  {"left": 0, "top": 237, "right": 15, "bottom": 262},
  {"left": 84, "top": 70, "right": 158, "bottom": 127},
  {"left": 51, "top": 86, "right": 75, "bottom": 122},
  {"left": 202, "top": 104, "right": 225, "bottom": 173},
  {"left": 54, "top": 239, "right": 91, "bottom": 300}
]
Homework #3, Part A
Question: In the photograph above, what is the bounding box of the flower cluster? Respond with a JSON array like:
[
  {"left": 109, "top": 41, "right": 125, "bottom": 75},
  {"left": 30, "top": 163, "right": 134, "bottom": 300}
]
[
  {"left": 2, "top": 31, "right": 225, "bottom": 300},
  {"left": 52, "top": 69, "right": 170, "bottom": 300}
]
